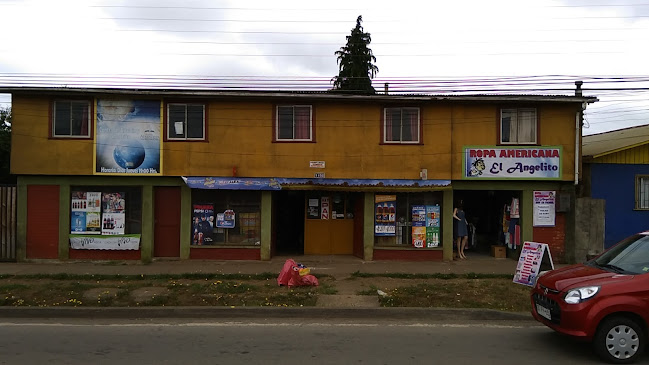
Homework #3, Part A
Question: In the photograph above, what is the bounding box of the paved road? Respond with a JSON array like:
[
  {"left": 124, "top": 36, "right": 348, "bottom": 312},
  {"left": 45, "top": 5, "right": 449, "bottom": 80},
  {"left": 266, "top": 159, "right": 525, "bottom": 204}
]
[{"left": 0, "top": 318, "right": 631, "bottom": 365}]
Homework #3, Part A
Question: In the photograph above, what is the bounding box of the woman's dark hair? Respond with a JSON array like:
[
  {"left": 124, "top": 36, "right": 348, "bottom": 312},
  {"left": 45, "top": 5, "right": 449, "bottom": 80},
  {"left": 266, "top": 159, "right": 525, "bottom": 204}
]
[{"left": 457, "top": 199, "right": 464, "bottom": 209}]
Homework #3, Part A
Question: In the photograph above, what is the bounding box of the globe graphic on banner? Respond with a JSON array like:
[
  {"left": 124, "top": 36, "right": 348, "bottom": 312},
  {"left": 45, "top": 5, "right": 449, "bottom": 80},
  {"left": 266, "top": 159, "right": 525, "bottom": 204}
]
[{"left": 113, "top": 140, "right": 146, "bottom": 169}]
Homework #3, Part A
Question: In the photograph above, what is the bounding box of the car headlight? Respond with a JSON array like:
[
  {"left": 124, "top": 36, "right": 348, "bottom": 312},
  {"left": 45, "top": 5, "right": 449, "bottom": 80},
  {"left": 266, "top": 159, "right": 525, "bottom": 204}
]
[{"left": 564, "top": 286, "right": 600, "bottom": 304}]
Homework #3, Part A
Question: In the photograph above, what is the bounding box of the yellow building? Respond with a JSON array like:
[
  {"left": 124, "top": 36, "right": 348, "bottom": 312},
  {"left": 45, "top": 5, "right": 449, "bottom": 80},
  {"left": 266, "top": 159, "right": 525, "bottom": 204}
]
[{"left": 5, "top": 86, "right": 596, "bottom": 263}]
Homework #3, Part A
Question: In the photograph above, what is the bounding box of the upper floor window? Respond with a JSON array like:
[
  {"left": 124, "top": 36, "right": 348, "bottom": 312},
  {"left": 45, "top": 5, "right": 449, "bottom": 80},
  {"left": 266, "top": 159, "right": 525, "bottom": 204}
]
[
  {"left": 276, "top": 105, "right": 313, "bottom": 142},
  {"left": 167, "top": 103, "right": 206, "bottom": 140},
  {"left": 636, "top": 175, "right": 649, "bottom": 210},
  {"left": 500, "top": 108, "right": 537, "bottom": 144},
  {"left": 52, "top": 100, "right": 91, "bottom": 138},
  {"left": 383, "top": 107, "right": 420, "bottom": 144}
]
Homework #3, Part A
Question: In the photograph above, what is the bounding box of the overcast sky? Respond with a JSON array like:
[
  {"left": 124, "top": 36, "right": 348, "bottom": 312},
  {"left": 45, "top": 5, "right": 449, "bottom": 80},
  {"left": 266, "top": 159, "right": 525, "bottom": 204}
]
[{"left": 1, "top": 0, "right": 648, "bottom": 135}]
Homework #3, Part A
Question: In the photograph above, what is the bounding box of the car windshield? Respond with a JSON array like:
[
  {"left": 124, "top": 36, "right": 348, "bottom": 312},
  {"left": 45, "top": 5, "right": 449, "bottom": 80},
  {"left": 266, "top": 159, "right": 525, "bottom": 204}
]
[{"left": 591, "top": 234, "right": 649, "bottom": 275}]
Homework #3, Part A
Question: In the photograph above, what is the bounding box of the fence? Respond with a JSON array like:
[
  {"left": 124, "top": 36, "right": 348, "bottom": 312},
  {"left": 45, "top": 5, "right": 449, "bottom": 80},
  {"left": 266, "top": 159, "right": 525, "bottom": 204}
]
[{"left": 1, "top": 185, "right": 16, "bottom": 261}]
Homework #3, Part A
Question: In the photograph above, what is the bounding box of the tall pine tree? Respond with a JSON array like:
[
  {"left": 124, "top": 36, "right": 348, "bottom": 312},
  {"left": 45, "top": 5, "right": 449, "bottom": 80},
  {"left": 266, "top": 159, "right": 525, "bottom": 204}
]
[{"left": 331, "top": 15, "right": 379, "bottom": 94}]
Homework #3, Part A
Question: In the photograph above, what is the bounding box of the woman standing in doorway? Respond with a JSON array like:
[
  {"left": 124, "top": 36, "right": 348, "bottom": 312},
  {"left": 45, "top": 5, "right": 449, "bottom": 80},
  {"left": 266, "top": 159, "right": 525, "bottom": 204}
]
[{"left": 453, "top": 201, "right": 469, "bottom": 259}]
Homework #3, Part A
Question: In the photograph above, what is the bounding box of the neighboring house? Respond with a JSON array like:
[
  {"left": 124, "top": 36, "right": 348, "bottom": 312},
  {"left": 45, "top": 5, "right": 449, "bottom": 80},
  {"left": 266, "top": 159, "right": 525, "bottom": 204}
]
[
  {"left": 582, "top": 125, "right": 649, "bottom": 248},
  {"left": 2, "top": 85, "right": 595, "bottom": 263}
]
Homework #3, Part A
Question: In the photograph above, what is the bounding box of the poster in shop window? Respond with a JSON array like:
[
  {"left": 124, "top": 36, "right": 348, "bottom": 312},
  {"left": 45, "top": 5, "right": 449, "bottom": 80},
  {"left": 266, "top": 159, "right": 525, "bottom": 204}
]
[
  {"left": 102, "top": 192, "right": 126, "bottom": 235},
  {"left": 411, "top": 205, "right": 426, "bottom": 247},
  {"left": 374, "top": 195, "right": 396, "bottom": 236},
  {"left": 70, "top": 191, "right": 102, "bottom": 234},
  {"left": 533, "top": 191, "right": 556, "bottom": 227},
  {"left": 193, "top": 204, "right": 215, "bottom": 245},
  {"left": 425, "top": 205, "right": 441, "bottom": 247},
  {"left": 216, "top": 209, "right": 235, "bottom": 229}
]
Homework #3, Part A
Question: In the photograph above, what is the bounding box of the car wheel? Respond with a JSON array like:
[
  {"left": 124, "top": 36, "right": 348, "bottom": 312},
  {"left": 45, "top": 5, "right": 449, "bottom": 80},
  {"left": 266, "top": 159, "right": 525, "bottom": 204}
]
[{"left": 594, "top": 316, "right": 646, "bottom": 364}]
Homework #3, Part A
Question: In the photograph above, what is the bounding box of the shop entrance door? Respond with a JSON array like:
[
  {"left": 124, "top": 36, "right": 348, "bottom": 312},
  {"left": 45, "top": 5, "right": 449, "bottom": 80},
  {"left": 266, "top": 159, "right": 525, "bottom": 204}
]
[
  {"left": 304, "top": 192, "right": 356, "bottom": 255},
  {"left": 154, "top": 187, "right": 181, "bottom": 257},
  {"left": 274, "top": 191, "right": 305, "bottom": 255}
]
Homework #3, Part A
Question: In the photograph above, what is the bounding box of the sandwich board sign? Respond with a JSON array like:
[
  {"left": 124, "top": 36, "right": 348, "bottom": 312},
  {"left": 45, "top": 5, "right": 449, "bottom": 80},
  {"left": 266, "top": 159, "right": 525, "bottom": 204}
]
[{"left": 513, "top": 241, "right": 554, "bottom": 287}]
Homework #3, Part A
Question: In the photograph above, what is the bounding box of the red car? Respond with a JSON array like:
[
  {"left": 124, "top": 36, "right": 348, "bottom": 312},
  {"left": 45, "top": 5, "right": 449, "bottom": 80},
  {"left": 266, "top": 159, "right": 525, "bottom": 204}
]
[{"left": 531, "top": 231, "right": 649, "bottom": 364}]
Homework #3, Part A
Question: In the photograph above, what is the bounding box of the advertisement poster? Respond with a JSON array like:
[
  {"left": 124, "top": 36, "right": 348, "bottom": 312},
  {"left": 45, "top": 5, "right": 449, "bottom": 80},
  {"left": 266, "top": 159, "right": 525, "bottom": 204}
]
[
  {"left": 70, "top": 191, "right": 102, "bottom": 234},
  {"left": 412, "top": 205, "right": 427, "bottom": 247},
  {"left": 71, "top": 211, "right": 87, "bottom": 233},
  {"left": 101, "top": 213, "right": 125, "bottom": 235},
  {"left": 193, "top": 204, "right": 215, "bottom": 245},
  {"left": 87, "top": 192, "right": 102, "bottom": 212},
  {"left": 102, "top": 192, "right": 125, "bottom": 235},
  {"left": 533, "top": 191, "right": 556, "bottom": 227},
  {"left": 464, "top": 147, "right": 561, "bottom": 179},
  {"left": 70, "top": 234, "right": 141, "bottom": 250},
  {"left": 425, "top": 205, "right": 441, "bottom": 247},
  {"left": 321, "top": 197, "right": 330, "bottom": 220},
  {"left": 412, "top": 227, "right": 426, "bottom": 248},
  {"left": 513, "top": 241, "right": 555, "bottom": 286},
  {"left": 374, "top": 195, "right": 396, "bottom": 236},
  {"left": 96, "top": 99, "right": 161, "bottom": 175},
  {"left": 307, "top": 198, "right": 320, "bottom": 219},
  {"left": 216, "top": 209, "right": 235, "bottom": 229}
]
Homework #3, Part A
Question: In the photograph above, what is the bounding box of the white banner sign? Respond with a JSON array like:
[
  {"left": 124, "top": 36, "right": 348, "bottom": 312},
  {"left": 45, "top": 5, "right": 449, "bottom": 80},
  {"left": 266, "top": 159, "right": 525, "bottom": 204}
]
[
  {"left": 533, "top": 191, "right": 556, "bottom": 227},
  {"left": 70, "top": 235, "right": 141, "bottom": 250},
  {"left": 464, "top": 147, "right": 561, "bottom": 179}
]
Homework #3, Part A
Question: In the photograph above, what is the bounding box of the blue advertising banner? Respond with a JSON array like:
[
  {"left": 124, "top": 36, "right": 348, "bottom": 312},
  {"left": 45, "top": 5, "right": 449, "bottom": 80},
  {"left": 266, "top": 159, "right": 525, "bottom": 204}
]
[
  {"left": 96, "top": 99, "right": 161, "bottom": 175},
  {"left": 464, "top": 146, "right": 561, "bottom": 179}
]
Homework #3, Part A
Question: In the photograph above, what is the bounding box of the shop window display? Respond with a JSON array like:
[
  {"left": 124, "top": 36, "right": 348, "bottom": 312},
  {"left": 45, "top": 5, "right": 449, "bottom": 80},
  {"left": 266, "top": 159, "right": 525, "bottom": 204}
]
[
  {"left": 69, "top": 187, "right": 142, "bottom": 250},
  {"left": 374, "top": 192, "right": 443, "bottom": 247},
  {"left": 191, "top": 190, "right": 261, "bottom": 246}
]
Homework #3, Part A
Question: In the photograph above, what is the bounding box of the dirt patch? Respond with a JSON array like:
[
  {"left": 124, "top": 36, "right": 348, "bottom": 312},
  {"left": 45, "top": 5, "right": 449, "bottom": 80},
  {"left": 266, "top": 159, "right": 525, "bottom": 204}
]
[{"left": 0, "top": 275, "right": 529, "bottom": 311}]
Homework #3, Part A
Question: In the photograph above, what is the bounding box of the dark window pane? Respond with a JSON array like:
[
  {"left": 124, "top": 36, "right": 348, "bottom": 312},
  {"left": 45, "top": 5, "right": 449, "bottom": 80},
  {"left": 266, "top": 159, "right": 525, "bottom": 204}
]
[
  {"left": 70, "top": 102, "right": 88, "bottom": 136},
  {"left": 501, "top": 114, "right": 512, "bottom": 143},
  {"left": 278, "top": 107, "right": 294, "bottom": 139},
  {"left": 168, "top": 105, "right": 186, "bottom": 138},
  {"left": 186, "top": 105, "right": 204, "bottom": 139},
  {"left": 390, "top": 110, "right": 402, "bottom": 141},
  {"left": 54, "top": 101, "right": 71, "bottom": 136},
  {"left": 402, "top": 109, "right": 418, "bottom": 142}
]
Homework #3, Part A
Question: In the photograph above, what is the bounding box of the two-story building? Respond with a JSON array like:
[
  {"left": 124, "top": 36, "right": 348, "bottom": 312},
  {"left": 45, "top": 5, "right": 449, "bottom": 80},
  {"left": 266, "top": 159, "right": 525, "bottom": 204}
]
[{"left": 4, "top": 84, "right": 596, "bottom": 264}]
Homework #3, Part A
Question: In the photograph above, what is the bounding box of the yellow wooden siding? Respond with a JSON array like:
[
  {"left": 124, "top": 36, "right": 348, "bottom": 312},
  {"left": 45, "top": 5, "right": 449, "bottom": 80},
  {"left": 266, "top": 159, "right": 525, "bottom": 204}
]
[
  {"left": 11, "top": 95, "right": 579, "bottom": 181},
  {"left": 591, "top": 143, "right": 649, "bottom": 164}
]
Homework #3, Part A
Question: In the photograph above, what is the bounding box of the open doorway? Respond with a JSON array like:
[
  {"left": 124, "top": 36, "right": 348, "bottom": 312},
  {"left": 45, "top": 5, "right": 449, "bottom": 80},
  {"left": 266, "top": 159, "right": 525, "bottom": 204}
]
[
  {"left": 454, "top": 190, "right": 521, "bottom": 255},
  {"left": 274, "top": 191, "right": 305, "bottom": 255}
]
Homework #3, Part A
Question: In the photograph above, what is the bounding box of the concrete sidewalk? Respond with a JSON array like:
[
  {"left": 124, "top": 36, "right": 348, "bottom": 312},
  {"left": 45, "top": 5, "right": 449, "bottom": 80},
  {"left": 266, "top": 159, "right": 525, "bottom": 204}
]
[{"left": 0, "top": 252, "right": 524, "bottom": 278}]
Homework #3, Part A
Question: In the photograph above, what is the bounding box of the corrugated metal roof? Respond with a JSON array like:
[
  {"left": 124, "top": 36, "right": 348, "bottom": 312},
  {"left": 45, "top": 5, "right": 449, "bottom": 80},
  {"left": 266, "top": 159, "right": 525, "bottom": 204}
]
[
  {"left": 582, "top": 124, "right": 649, "bottom": 157},
  {"left": 0, "top": 86, "right": 598, "bottom": 103}
]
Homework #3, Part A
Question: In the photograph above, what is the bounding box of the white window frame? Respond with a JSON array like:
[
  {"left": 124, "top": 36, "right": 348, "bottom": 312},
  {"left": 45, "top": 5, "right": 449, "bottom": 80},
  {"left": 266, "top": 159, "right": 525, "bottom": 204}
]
[
  {"left": 383, "top": 107, "right": 421, "bottom": 144},
  {"left": 275, "top": 105, "right": 313, "bottom": 142},
  {"left": 166, "top": 103, "right": 206, "bottom": 141},
  {"left": 636, "top": 175, "right": 649, "bottom": 210},
  {"left": 52, "top": 100, "right": 91, "bottom": 138},
  {"left": 500, "top": 108, "right": 537, "bottom": 145}
]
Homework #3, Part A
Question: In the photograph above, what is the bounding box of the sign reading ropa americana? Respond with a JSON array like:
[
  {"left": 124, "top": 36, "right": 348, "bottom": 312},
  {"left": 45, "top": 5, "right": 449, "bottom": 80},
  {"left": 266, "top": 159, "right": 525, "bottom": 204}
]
[{"left": 463, "top": 146, "right": 562, "bottom": 179}]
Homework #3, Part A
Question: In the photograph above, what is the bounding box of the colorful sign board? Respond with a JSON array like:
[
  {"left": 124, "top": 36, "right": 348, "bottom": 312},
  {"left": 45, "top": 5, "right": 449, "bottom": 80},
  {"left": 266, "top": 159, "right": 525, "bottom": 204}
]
[
  {"left": 463, "top": 147, "right": 561, "bottom": 179},
  {"left": 513, "top": 241, "right": 555, "bottom": 286},
  {"left": 375, "top": 195, "right": 396, "bottom": 236},
  {"left": 95, "top": 99, "right": 161, "bottom": 175},
  {"left": 533, "top": 191, "right": 556, "bottom": 227}
]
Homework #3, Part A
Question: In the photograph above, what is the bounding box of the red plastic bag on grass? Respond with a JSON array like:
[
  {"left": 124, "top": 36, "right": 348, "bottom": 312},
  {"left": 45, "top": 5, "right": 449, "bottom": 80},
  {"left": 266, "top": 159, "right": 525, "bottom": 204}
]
[
  {"left": 288, "top": 265, "right": 319, "bottom": 287},
  {"left": 277, "top": 259, "right": 296, "bottom": 286}
]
